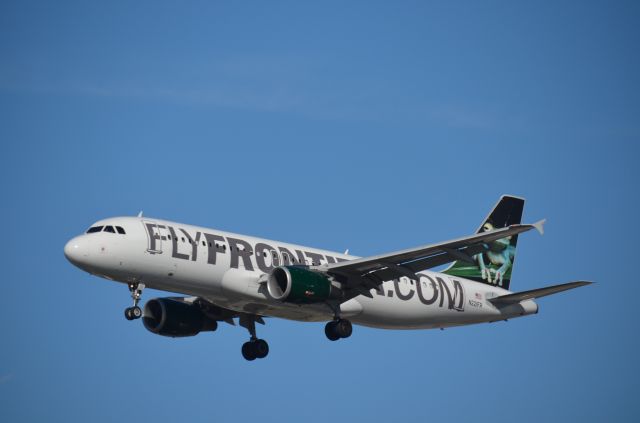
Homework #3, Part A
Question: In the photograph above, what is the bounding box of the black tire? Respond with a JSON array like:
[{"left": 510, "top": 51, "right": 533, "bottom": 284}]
[
  {"left": 335, "top": 319, "right": 352, "bottom": 338},
  {"left": 124, "top": 308, "right": 134, "bottom": 321},
  {"left": 325, "top": 321, "right": 340, "bottom": 341},
  {"left": 254, "top": 339, "right": 269, "bottom": 359},
  {"left": 131, "top": 306, "right": 142, "bottom": 319},
  {"left": 241, "top": 342, "right": 256, "bottom": 361}
]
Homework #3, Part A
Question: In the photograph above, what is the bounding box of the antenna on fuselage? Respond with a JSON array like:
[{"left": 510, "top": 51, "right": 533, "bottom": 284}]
[
  {"left": 137, "top": 211, "right": 143, "bottom": 218},
  {"left": 344, "top": 249, "right": 349, "bottom": 255}
]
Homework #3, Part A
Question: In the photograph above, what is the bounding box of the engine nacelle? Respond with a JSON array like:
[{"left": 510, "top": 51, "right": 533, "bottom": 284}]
[
  {"left": 142, "top": 298, "right": 217, "bottom": 338},
  {"left": 267, "top": 266, "right": 340, "bottom": 304}
]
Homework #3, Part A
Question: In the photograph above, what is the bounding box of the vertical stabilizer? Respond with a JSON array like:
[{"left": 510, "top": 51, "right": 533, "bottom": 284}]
[{"left": 443, "top": 195, "right": 524, "bottom": 290}]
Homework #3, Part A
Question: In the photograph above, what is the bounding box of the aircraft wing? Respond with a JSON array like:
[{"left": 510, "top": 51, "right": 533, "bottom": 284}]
[{"left": 319, "top": 220, "right": 545, "bottom": 297}]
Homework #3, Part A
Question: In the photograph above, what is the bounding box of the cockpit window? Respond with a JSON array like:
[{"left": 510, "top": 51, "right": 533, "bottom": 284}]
[
  {"left": 86, "top": 226, "right": 103, "bottom": 233},
  {"left": 116, "top": 226, "right": 126, "bottom": 235},
  {"left": 104, "top": 225, "right": 116, "bottom": 233}
]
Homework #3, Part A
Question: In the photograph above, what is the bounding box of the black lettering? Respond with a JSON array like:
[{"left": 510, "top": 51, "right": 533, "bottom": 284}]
[
  {"left": 394, "top": 278, "right": 415, "bottom": 301},
  {"left": 144, "top": 223, "right": 162, "bottom": 252},
  {"left": 180, "top": 229, "right": 201, "bottom": 261},
  {"left": 415, "top": 274, "right": 438, "bottom": 305},
  {"left": 203, "top": 233, "right": 226, "bottom": 265},
  {"left": 436, "top": 277, "right": 452, "bottom": 308},
  {"left": 168, "top": 226, "right": 189, "bottom": 260},
  {"left": 227, "top": 237, "right": 254, "bottom": 271},
  {"left": 294, "top": 249, "right": 306, "bottom": 264},
  {"left": 452, "top": 279, "right": 465, "bottom": 311},
  {"left": 305, "top": 251, "right": 324, "bottom": 266},
  {"left": 255, "top": 243, "right": 276, "bottom": 273},
  {"left": 436, "top": 277, "right": 464, "bottom": 311},
  {"left": 278, "top": 247, "right": 302, "bottom": 265}
]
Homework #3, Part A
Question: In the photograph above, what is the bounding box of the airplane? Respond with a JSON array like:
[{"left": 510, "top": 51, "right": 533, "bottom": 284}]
[{"left": 64, "top": 195, "right": 591, "bottom": 361}]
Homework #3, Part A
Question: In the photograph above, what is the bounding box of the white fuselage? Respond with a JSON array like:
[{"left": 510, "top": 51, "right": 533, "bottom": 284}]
[{"left": 64, "top": 216, "right": 538, "bottom": 330}]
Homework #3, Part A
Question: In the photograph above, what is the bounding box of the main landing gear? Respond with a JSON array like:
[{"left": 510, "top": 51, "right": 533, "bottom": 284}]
[
  {"left": 239, "top": 315, "right": 269, "bottom": 361},
  {"left": 241, "top": 339, "right": 269, "bottom": 361},
  {"left": 325, "top": 319, "right": 352, "bottom": 341},
  {"left": 124, "top": 282, "right": 145, "bottom": 321}
]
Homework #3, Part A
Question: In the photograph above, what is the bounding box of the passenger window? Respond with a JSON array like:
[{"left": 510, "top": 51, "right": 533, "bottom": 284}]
[
  {"left": 104, "top": 226, "right": 115, "bottom": 233},
  {"left": 202, "top": 241, "right": 206, "bottom": 246},
  {"left": 181, "top": 237, "right": 185, "bottom": 243},
  {"left": 86, "top": 226, "right": 103, "bottom": 233},
  {"left": 116, "top": 226, "right": 126, "bottom": 234}
]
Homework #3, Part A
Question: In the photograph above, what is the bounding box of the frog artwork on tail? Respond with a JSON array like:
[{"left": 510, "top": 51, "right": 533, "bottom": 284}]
[
  {"left": 475, "top": 221, "right": 516, "bottom": 286},
  {"left": 443, "top": 195, "right": 524, "bottom": 290}
]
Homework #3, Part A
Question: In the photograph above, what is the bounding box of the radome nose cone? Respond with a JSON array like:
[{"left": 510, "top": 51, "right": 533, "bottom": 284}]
[
  {"left": 64, "top": 238, "right": 76, "bottom": 262},
  {"left": 64, "top": 236, "right": 85, "bottom": 264}
]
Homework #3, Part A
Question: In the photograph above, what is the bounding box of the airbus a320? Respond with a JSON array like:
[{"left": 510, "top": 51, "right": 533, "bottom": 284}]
[{"left": 64, "top": 196, "right": 591, "bottom": 361}]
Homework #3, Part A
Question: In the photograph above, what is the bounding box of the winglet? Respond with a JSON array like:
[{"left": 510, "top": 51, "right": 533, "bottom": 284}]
[{"left": 533, "top": 219, "right": 546, "bottom": 235}]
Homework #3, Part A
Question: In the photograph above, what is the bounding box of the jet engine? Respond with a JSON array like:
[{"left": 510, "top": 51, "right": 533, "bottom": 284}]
[
  {"left": 142, "top": 298, "right": 218, "bottom": 337},
  {"left": 267, "top": 266, "right": 341, "bottom": 304}
]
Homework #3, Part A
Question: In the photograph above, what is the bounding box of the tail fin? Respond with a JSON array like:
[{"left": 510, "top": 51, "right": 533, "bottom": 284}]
[{"left": 443, "top": 195, "right": 525, "bottom": 290}]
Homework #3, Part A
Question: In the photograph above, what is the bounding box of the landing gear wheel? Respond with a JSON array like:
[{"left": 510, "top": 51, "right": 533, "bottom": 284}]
[
  {"left": 241, "top": 342, "right": 257, "bottom": 361},
  {"left": 325, "top": 319, "right": 352, "bottom": 340},
  {"left": 254, "top": 339, "right": 269, "bottom": 359},
  {"left": 124, "top": 306, "right": 142, "bottom": 320},
  {"left": 241, "top": 339, "right": 269, "bottom": 361},
  {"left": 131, "top": 306, "right": 142, "bottom": 319},
  {"left": 325, "top": 321, "right": 340, "bottom": 341},
  {"left": 125, "top": 282, "right": 145, "bottom": 321},
  {"left": 335, "top": 319, "right": 352, "bottom": 338},
  {"left": 239, "top": 315, "right": 270, "bottom": 361}
]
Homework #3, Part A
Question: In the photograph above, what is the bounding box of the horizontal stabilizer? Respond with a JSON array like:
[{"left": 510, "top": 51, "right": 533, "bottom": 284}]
[{"left": 489, "top": 281, "right": 593, "bottom": 306}]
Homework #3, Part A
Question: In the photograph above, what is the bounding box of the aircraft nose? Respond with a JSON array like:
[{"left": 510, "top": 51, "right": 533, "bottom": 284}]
[{"left": 64, "top": 236, "right": 90, "bottom": 266}]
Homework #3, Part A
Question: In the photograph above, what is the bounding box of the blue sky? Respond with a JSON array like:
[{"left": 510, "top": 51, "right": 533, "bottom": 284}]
[{"left": 1, "top": 1, "right": 638, "bottom": 421}]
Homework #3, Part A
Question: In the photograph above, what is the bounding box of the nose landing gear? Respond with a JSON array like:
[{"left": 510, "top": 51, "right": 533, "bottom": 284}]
[{"left": 124, "top": 282, "right": 145, "bottom": 320}]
